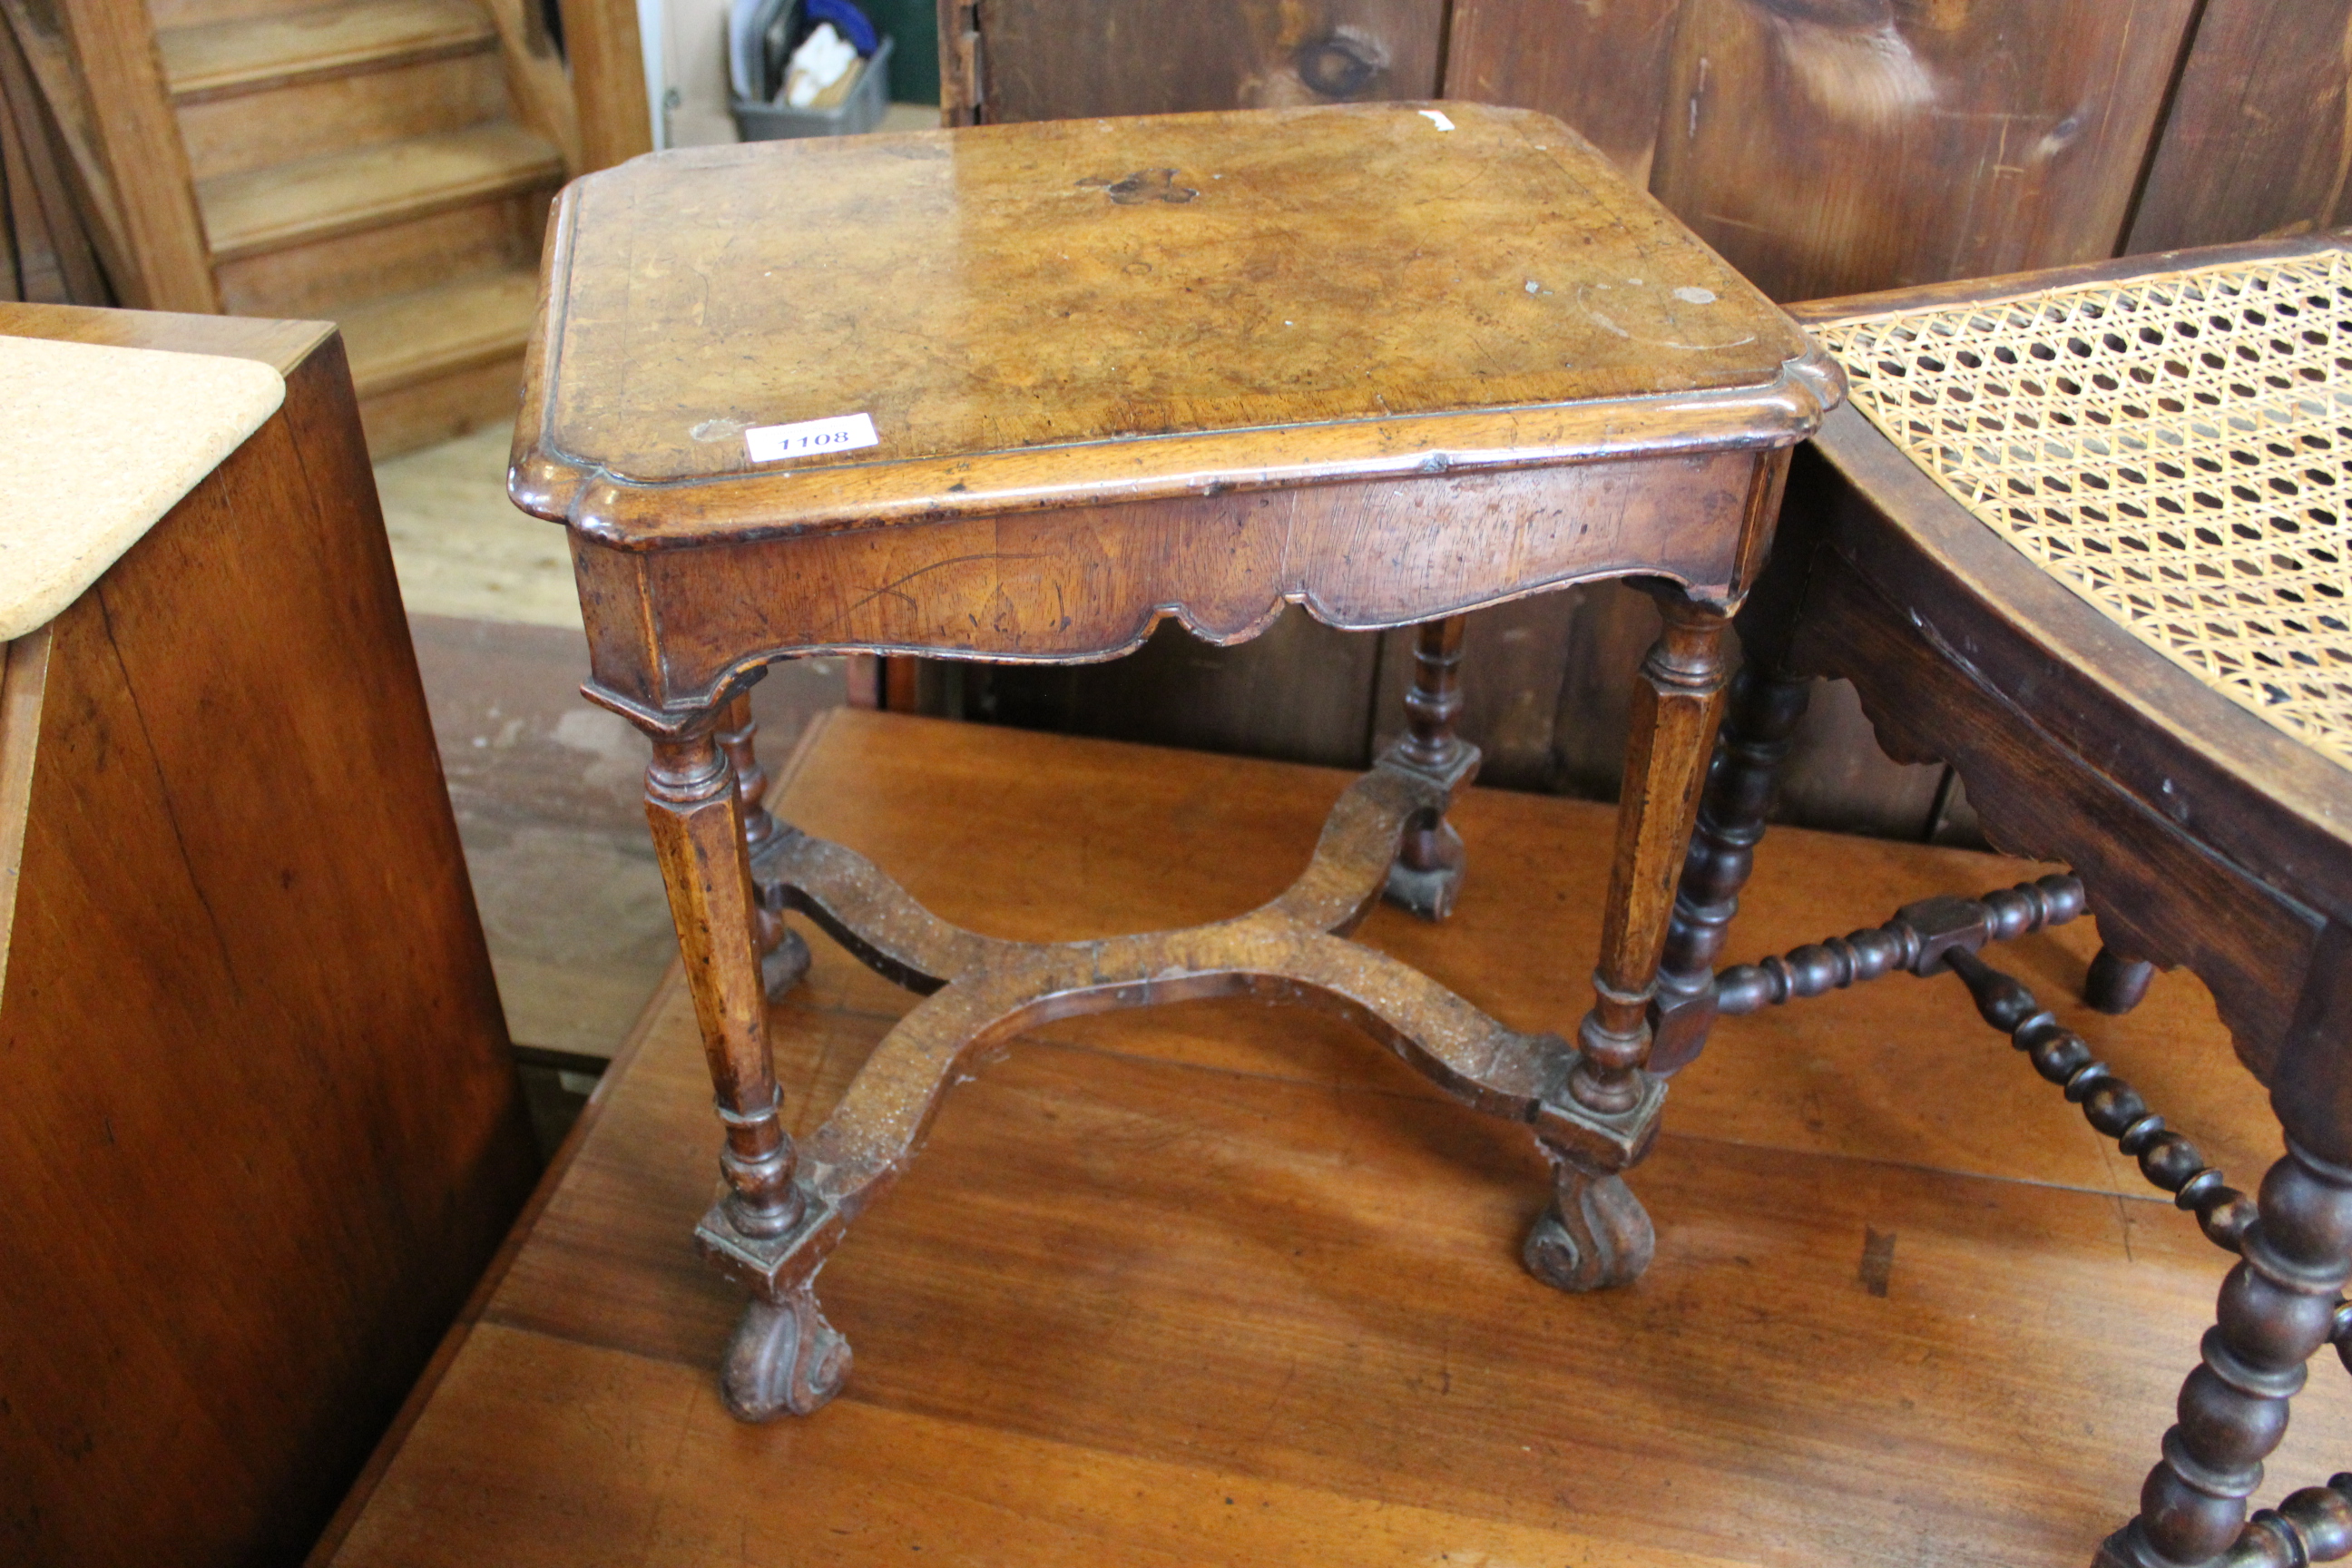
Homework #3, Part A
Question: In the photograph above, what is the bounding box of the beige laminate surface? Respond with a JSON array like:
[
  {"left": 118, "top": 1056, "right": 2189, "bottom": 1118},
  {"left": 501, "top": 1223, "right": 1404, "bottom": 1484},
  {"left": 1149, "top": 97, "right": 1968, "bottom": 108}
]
[{"left": 0, "top": 334, "right": 283, "bottom": 638}]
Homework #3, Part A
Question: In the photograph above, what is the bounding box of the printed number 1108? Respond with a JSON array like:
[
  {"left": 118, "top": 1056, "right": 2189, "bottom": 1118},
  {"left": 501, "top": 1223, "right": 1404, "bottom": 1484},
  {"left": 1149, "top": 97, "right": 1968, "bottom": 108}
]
[{"left": 744, "top": 412, "right": 879, "bottom": 464}]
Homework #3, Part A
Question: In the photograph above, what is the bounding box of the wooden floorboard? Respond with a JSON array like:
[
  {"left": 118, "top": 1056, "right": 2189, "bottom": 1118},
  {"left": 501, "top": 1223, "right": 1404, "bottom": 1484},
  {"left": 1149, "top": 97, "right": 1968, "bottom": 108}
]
[
  {"left": 399, "top": 611, "right": 848, "bottom": 1057},
  {"left": 322, "top": 710, "right": 2346, "bottom": 1568}
]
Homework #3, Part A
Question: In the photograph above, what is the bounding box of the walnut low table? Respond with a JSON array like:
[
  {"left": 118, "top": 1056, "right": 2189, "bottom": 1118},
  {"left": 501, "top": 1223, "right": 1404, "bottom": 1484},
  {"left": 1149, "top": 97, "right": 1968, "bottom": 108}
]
[{"left": 509, "top": 103, "right": 1838, "bottom": 1420}]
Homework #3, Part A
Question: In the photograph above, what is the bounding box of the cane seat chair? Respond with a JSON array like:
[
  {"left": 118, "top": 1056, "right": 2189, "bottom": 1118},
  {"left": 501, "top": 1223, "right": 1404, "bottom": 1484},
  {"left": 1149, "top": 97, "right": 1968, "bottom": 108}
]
[{"left": 1650, "top": 235, "right": 2352, "bottom": 1568}]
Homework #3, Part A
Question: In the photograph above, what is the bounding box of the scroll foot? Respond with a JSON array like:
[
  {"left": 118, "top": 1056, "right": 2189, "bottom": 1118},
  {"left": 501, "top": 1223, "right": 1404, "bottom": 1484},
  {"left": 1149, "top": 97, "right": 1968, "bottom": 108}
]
[
  {"left": 760, "top": 923, "right": 812, "bottom": 998},
  {"left": 1523, "top": 1147, "right": 1655, "bottom": 1292},
  {"left": 721, "top": 1285, "right": 852, "bottom": 1421},
  {"left": 1386, "top": 818, "right": 1466, "bottom": 922}
]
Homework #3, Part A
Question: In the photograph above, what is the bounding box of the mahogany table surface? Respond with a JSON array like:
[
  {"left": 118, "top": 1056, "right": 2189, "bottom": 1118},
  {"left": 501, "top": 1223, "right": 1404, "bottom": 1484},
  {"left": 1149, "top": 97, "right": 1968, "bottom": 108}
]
[{"left": 315, "top": 710, "right": 2352, "bottom": 1568}]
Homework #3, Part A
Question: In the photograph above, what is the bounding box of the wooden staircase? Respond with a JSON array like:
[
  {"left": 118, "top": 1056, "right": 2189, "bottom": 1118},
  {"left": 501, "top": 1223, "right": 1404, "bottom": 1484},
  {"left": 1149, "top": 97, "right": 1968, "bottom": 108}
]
[{"left": 151, "top": 0, "right": 573, "bottom": 454}]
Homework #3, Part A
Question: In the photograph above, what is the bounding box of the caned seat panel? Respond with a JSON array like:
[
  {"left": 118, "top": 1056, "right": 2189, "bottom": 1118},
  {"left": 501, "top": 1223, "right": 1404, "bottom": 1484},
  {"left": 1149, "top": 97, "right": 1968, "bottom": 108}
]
[{"left": 1817, "top": 250, "right": 2352, "bottom": 771}]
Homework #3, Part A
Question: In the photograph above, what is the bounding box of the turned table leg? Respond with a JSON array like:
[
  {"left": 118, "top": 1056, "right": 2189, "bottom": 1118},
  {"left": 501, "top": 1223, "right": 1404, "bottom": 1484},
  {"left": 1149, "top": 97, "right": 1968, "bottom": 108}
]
[
  {"left": 1531, "top": 593, "right": 1730, "bottom": 1291},
  {"left": 2096, "top": 1142, "right": 2352, "bottom": 1568},
  {"left": 644, "top": 729, "right": 847, "bottom": 1419},
  {"left": 1648, "top": 663, "right": 1811, "bottom": 1074},
  {"left": 716, "top": 691, "right": 811, "bottom": 996},
  {"left": 1386, "top": 615, "right": 1472, "bottom": 920}
]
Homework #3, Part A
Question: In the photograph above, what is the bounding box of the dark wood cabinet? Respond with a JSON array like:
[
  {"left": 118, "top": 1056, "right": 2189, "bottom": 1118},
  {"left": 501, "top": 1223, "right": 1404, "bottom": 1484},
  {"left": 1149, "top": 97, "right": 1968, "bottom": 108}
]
[
  {"left": 2127, "top": 0, "right": 2352, "bottom": 253},
  {"left": 951, "top": 0, "right": 1444, "bottom": 123}
]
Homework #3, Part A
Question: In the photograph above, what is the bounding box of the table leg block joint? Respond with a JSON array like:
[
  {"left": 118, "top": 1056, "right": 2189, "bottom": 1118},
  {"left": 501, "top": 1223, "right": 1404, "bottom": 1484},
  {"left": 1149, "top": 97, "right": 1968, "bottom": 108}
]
[
  {"left": 1384, "top": 616, "right": 1478, "bottom": 923},
  {"left": 1385, "top": 819, "right": 1468, "bottom": 923}
]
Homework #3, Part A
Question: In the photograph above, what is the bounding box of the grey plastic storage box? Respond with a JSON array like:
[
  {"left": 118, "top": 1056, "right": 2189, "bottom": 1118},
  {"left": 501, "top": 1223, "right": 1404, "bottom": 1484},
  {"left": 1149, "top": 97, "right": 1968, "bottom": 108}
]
[{"left": 733, "top": 34, "right": 894, "bottom": 141}]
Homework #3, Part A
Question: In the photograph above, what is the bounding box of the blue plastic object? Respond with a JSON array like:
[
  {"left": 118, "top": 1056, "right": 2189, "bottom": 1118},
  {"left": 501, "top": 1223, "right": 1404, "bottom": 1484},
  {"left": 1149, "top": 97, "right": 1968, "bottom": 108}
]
[{"left": 804, "top": 0, "right": 877, "bottom": 54}]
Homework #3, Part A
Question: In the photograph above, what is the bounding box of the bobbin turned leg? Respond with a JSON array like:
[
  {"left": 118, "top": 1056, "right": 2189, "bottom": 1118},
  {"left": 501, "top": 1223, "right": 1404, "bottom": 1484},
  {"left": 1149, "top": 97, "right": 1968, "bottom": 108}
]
[
  {"left": 716, "top": 691, "right": 810, "bottom": 997},
  {"left": 1648, "top": 664, "right": 1811, "bottom": 1074},
  {"left": 2086, "top": 946, "right": 2158, "bottom": 1015},
  {"left": 2094, "top": 1143, "right": 2352, "bottom": 1568},
  {"left": 1385, "top": 616, "right": 1474, "bottom": 920},
  {"left": 644, "top": 729, "right": 847, "bottom": 1418},
  {"left": 1533, "top": 592, "right": 1730, "bottom": 1291}
]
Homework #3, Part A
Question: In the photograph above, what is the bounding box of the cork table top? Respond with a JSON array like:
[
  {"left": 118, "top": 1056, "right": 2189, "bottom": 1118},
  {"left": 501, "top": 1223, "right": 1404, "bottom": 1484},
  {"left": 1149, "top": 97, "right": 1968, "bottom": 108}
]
[{"left": 0, "top": 333, "right": 283, "bottom": 640}]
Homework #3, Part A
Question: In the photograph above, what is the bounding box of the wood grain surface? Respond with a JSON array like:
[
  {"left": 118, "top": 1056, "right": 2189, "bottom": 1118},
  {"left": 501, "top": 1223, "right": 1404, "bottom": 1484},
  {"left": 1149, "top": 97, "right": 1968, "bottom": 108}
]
[
  {"left": 174, "top": 53, "right": 512, "bottom": 183},
  {"left": 567, "top": 455, "right": 1779, "bottom": 722},
  {"left": 0, "top": 11, "right": 110, "bottom": 306},
  {"left": 195, "top": 122, "right": 562, "bottom": 261},
  {"left": 43, "top": 0, "right": 220, "bottom": 311},
  {"left": 2125, "top": 0, "right": 2352, "bottom": 254},
  {"left": 0, "top": 305, "right": 536, "bottom": 1568},
  {"left": 971, "top": 0, "right": 1445, "bottom": 122},
  {"left": 1444, "top": 0, "right": 1681, "bottom": 181},
  {"left": 1666, "top": 0, "right": 2191, "bottom": 298},
  {"left": 156, "top": 0, "right": 498, "bottom": 99},
  {"left": 1650, "top": 0, "right": 2199, "bottom": 303},
  {"left": 514, "top": 103, "right": 1824, "bottom": 543},
  {"left": 550, "top": 0, "right": 649, "bottom": 170},
  {"left": 318, "top": 710, "right": 2348, "bottom": 1568}
]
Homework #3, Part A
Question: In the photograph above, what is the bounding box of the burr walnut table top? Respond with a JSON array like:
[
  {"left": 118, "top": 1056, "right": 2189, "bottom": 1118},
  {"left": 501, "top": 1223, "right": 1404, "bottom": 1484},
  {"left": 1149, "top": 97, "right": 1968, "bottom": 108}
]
[
  {"left": 315, "top": 712, "right": 2352, "bottom": 1568},
  {"left": 509, "top": 102, "right": 1822, "bottom": 547}
]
